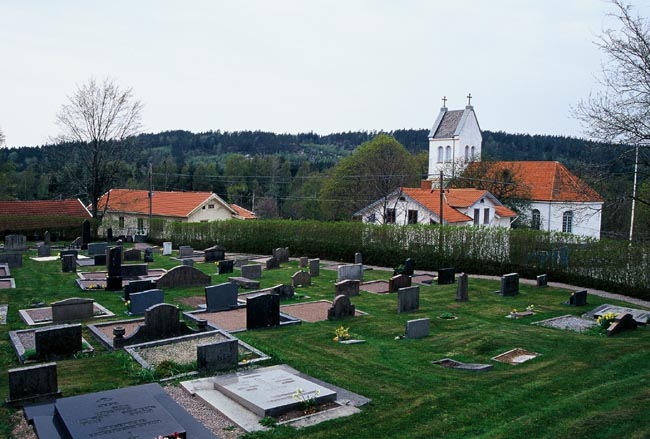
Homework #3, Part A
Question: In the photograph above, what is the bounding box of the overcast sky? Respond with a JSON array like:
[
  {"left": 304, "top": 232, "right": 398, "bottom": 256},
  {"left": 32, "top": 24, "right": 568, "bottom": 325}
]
[{"left": 0, "top": 0, "right": 647, "bottom": 148}]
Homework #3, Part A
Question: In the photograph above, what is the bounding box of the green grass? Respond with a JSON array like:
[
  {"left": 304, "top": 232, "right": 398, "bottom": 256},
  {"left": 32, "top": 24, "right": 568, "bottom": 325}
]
[{"left": 1, "top": 246, "right": 649, "bottom": 438}]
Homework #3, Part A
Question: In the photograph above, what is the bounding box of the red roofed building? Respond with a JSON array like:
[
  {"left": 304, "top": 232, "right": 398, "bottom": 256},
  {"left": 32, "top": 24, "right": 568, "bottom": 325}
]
[
  {"left": 354, "top": 181, "right": 516, "bottom": 227},
  {"left": 95, "top": 189, "right": 255, "bottom": 236},
  {"left": 465, "top": 161, "right": 604, "bottom": 238},
  {"left": 0, "top": 199, "right": 92, "bottom": 219}
]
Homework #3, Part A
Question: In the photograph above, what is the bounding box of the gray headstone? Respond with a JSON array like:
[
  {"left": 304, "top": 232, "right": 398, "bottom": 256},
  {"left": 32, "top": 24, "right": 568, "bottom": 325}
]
[
  {"left": 218, "top": 259, "right": 234, "bottom": 275},
  {"left": 335, "top": 279, "right": 360, "bottom": 297},
  {"left": 398, "top": 286, "right": 420, "bottom": 313},
  {"left": 129, "top": 289, "right": 164, "bottom": 315},
  {"left": 266, "top": 257, "right": 280, "bottom": 270},
  {"left": 7, "top": 363, "right": 58, "bottom": 405},
  {"left": 182, "top": 258, "right": 194, "bottom": 267},
  {"left": 143, "top": 247, "right": 154, "bottom": 263},
  {"left": 4, "top": 234, "right": 27, "bottom": 251},
  {"left": 0, "top": 252, "right": 22, "bottom": 268},
  {"left": 124, "top": 279, "right": 155, "bottom": 301},
  {"left": 405, "top": 318, "right": 430, "bottom": 339},
  {"left": 197, "top": 339, "right": 238, "bottom": 371},
  {"left": 204, "top": 245, "right": 225, "bottom": 263},
  {"left": 60, "top": 249, "right": 78, "bottom": 260},
  {"left": 228, "top": 277, "right": 261, "bottom": 289},
  {"left": 44, "top": 230, "right": 51, "bottom": 245},
  {"left": 205, "top": 282, "right": 239, "bottom": 311},
  {"left": 354, "top": 252, "right": 363, "bottom": 264},
  {"left": 51, "top": 298, "right": 94, "bottom": 322},
  {"left": 337, "top": 263, "right": 363, "bottom": 282},
  {"left": 404, "top": 258, "right": 415, "bottom": 276},
  {"left": 456, "top": 273, "right": 469, "bottom": 302},
  {"left": 607, "top": 313, "right": 638, "bottom": 336},
  {"left": 156, "top": 265, "right": 211, "bottom": 289},
  {"left": 536, "top": 274, "right": 548, "bottom": 287},
  {"left": 438, "top": 267, "right": 455, "bottom": 284},
  {"left": 246, "top": 294, "right": 280, "bottom": 330},
  {"left": 291, "top": 270, "right": 311, "bottom": 287},
  {"left": 389, "top": 273, "right": 411, "bottom": 292},
  {"left": 35, "top": 324, "right": 82, "bottom": 359},
  {"left": 309, "top": 258, "right": 320, "bottom": 277},
  {"left": 87, "top": 242, "right": 108, "bottom": 256},
  {"left": 241, "top": 264, "right": 262, "bottom": 279},
  {"left": 120, "top": 263, "right": 148, "bottom": 279},
  {"left": 162, "top": 241, "right": 172, "bottom": 255},
  {"left": 179, "top": 245, "right": 194, "bottom": 258},
  {"left": 272, "top": 247, "right": 289, "bottom": 263},
  {"left": 499, "top": 273, "right": 519, "bottom": 296},
  {"left": 328, "top": 295, "right": 356, "bottom": 320},
  {"left": 299, "top": 257, "right": 308, "bottom": 268},
  {"left": 586, "top": 304, "right": 650, "bottom": 325},
  {"left": 123, "top": 248, "right": 141, "bottom": 261},
  {"left": 70, "top": 236, "right": 83, "bottom": 247},
  {"left": 61, "top": 254, "right": 76, "bottom": 273},
  {"left": 37, "top": 244, "right": 51, "bottom": 257}
]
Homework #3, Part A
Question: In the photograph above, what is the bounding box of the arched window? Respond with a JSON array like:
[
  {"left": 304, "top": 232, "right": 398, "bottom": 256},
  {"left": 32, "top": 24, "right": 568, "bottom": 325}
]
[
  {"left": 531, "top": 209, "right": 541, "bottom": 230},
  {"left": 470, "top": 146, "right": 475, "bottom": 160},
  {"left": 562, "top": 211, "right": 573, "bottom": 233},
  {"left": 464, "top": 145, "right": 470, "bottom": 161},
  {"left": 437, "top": 146, "right": 444, "bottom": 163},
  {"left": 445, "top": 145, "right": 451, "bottom": 162}
]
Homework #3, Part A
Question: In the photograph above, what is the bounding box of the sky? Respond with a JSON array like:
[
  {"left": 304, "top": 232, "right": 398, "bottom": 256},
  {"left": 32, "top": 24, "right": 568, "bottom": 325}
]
[{"left": 0, "top": 0, "right": 647, "bottom": 148}]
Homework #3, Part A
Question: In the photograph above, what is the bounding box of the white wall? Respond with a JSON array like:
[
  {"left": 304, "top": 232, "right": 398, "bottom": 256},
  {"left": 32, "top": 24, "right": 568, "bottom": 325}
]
[
  {"left": 188, "top": 200, "right": 236, "bottom": 222},
  {"left": 529, "top": 201, "right": 602, "bottom": 239},
  {"left": 428, "top": 109, "right": 482, "bottom": 179}
]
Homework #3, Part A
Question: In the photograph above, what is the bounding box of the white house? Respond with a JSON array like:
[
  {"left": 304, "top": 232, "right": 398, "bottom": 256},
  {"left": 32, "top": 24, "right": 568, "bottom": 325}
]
[
  {"left": 428, "top": 96, "right": 482, "bottom": 181},
  {"left": 354, "top": 182, "right": 517, "bottom": 227}
]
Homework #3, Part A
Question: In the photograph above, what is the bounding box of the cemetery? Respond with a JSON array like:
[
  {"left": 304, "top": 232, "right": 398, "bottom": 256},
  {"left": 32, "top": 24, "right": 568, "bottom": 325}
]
[{"left": 0, "top": 237, "right": 649, "bottom": 438}]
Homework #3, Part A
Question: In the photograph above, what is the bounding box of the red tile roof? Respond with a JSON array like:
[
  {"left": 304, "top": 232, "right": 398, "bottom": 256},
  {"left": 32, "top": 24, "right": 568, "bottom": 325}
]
[
  {"left": 401, "top": 188, "right": 473, "bottom": 223},
  {"left": 96, "top": 189, "right": 221, "bottom": 218},
  {"left": 494, "top": 205, "right": 517, "bottom": 218},
  {"left": 466, "top": 161, "right": 604, "bottom": 203},
  {"left": 0, "top": 199, "right": 92, "bottom": 218},
  {"left": 231, "top": 204, "right": 256, "bottom": 219}
]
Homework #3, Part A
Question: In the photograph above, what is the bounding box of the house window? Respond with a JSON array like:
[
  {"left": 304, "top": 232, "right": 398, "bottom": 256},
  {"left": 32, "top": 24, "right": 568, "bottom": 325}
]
[
  {"left": 368, "top": 213, "right": 377, "bottom": 224},
  {"left": 385, "top": 208, "right": 396, "bottom": 224},
  {"left": 445, "top": 145, "right": 452, "bottom": 162},
  {"left": 437, "top": 146, "right": 444, "bottom": 163},
  {"left": 208, "top": 204, "right": 215, "bottom": 209},
  {"left": 483, "top": 208, "right": 490, "bottom": 225},
  {"left": 471, "top": 146, "right": 475, "bottom": 160},
  {"left": 473, "top": 208, "right": 480, "bottom": 225},
  {"left": 137, "top": 218, "right": 144, "bottom": 233},
  {"left": 118, "top": 216, "right": 125, "bottom": 228},
  {"left": 464, "top": 145, "right": 470, "bottom": 161},
  {"left": 407, "top": 210, "right": 418, "bottom": 224},
  {"left": 531, "top": 209, "right": 541, "bottom": 230},
  {"left": 562, "top": 211, "right": 573, "bottom": 233}
]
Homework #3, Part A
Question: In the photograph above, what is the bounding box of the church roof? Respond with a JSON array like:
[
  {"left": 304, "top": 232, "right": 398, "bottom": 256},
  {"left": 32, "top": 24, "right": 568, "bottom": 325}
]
[{"left": 429, "top": 106, "right": 479, "bottom": 139}]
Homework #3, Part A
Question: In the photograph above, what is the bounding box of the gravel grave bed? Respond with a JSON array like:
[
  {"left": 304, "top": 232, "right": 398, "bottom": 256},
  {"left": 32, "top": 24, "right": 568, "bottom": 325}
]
[
  {"left": 360, "top": 280, "right": 389, "bottom": 294},
  {"left": 133, "top": 333, "right": 232, "bottom": 367}
]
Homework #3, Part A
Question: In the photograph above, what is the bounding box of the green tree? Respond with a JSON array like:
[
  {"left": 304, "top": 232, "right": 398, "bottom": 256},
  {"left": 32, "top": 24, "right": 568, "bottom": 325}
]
[{"left": 320, "top": 134, "right": 419, "bottom": 220}]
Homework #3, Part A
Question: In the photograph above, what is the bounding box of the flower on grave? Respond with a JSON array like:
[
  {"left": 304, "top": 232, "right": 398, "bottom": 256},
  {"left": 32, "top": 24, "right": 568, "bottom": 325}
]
[
  {"left": 526, "top": 305, "right": 534, "bottom": 312},
  {"left": 596, "top": 312, "right": 618, "bottom": 330},
  {"left": 333, "top": 325, "right": 350, "bottom": 342},
  {"left": 125, "top": 300, "right": 130, "bottom": 307}
]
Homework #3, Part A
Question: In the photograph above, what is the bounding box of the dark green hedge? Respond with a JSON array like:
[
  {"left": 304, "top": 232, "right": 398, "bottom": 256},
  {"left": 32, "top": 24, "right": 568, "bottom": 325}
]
[{"left": 150, "top": 219, "right": 650, "bottom": 300}]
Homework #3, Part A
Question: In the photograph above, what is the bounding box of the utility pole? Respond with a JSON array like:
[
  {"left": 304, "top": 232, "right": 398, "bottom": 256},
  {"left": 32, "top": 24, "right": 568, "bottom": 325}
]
[
  {"left": 148, "top": 162, "right": 153, "bottom": 238},
  {"left": 439, "top": 171, "right": 444, "bottom": 255}
]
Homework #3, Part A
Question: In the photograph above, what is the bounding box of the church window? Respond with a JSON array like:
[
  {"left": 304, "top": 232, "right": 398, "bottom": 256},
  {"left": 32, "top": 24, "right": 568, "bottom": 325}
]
[
  {"left": 445, "top": 145, "right": 452, "bottom": 162},
  {"left": 385, "top": 208, "right": 396, "bottom": 224},
  {"left": 471, "top": 146, "right": 476, "bottom": 160},
  {"left": 464, "top": 145, "right": 470, "bottom": 161},
  {"left": 531, "top": 209, "right": 541, "bottom": 230},
  {"left": 437, "top": 146, "right": 444, "bottom": 163},
  {"left": 562, "top": 211, "right": 573, "bottom": 233}
]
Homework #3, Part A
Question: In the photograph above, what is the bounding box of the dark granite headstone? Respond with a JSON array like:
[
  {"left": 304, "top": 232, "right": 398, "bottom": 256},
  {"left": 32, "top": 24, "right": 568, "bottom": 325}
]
[
  {"left": 81, "top": 219, "right": 91, "bottom": 247},
  {"left": 405, "top": 318, "right": 430, "bottom": 339},
  {"left": 335, "top": 279, "right": 360, "bottom": 297},
  {"left": 156, "top": 265, "right": 211, "bottom": 289},
  {"left": 309, "top": 258, "right": 320, "bottom": 277},
  {"left": 568, "top": 289, "right": 587, "bottom": 306},
  {"left": 272, "top": 247, "right": 289, "bottom": 263},
  {"left": 181, "top": 258, "right": 194, "bottom": 267},
  {"left": 499, "top": 273, "right": 519, "bottom": 296},
  {"left": 299, "top": 257, "right": 308, "bottom": 268},
  {"left": 115, "top": 304, "right": 198, "bottom": 348},
  {"left": 218, "top": 259, "right": 234, "bottom": 275},
  {"left": 204, "top": 245, "right": 225, "bottom": 263},
  {"left": 121, "top": 263, "right": 148, "bottom": 279},
  {"left": 455, "top": 273, "right": 469, "bottom": 302},
  {"left": 129, "top": 289, "right": 164, "bottom": 315},
  {"left": 93, "top": 254, "right": 107, "bottom": 266},
  {"left": 266, "top": 257, "right": 280, "bottom": 270},
  {"left": 87, "top": 242, "right": 107, "bottom": 256},
  {"left": 397, "top": 286, "right": 420, "bottom": 313},
  {"left": 106, "top": 276, "right": 123, "bottom": 291},
  {"left": 123, "top": 248, "right": 141, "bottom": 261},
  {"left": 291, "top": 270, "right": 311, "bottom": 287},
  {"left": 246, "top": 293, "right": 280, "bottom": 330},
  {"left": 197, "top": 339, "right": 238, "bottom": 371},
  {"left": 124, "top": 279, "right": 155, "bottom": 301},
  {"left": 179, "top": 245, "right": 194, "bottom": 258},
  {"left": 328, "top": 295, "right": 356, "bottom": 320},
  {"left": 37, "top": 244, "right": 51, "bottom": 257},
  {"left": 404, "top": 258, "right": 415, "bottom": 276},
  {"left": 7, "top": 362, "right": 58, "bottom": 405},
  {"left": 51, "top": 298, "right": 94, "bottom": 322},
  {"left": 143, "top": 247, "right": 154, "bottom": 263},
  {"left": 71, "top": 236, "right": 83, "bottom": 248},
  {"left": 60, "top": 249, "right": 78, "bottom": 260},
  {"left": 270, "top": 284, "right": 295, "bottom": 299},
  {"left": 35, "top": 324, "right": 82, "bottom": 359},
  {"left": 61, "top": 254, "right": 76, "bottom": 273},
  {"left": 107, "top": 246, "right": 122, "bottom": 277},
  {"left": 205, "top": 282, "right": 239, "bottom": 311},
  {"left": 607, "top": 313, "right": 638, "bottom": 336},
  {"left": 536, "top": 274, "right": 548, "bottom": 287},
  {"left": 241, "top": 264, "right": 262, "bottom": 279},
  {"left": 438, "top": 267, "right": 455, "bottom": 285},
  {"left": 0, "top": 252, "right": 22, "bottom": 268},
  {"left": 389, "top": 273, "right": 411, "bottom": 292}
]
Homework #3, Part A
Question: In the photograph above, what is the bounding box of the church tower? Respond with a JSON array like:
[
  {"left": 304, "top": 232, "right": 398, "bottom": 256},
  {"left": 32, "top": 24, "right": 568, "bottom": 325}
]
[{"left": 428, "top": 94, "right": 482, "bottom": 183}]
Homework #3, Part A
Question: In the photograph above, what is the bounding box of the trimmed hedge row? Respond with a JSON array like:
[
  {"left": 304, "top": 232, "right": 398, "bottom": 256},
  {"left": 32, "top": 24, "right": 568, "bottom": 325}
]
[{"left": 150, "top": 219, "right": 650, "bottom": 300}]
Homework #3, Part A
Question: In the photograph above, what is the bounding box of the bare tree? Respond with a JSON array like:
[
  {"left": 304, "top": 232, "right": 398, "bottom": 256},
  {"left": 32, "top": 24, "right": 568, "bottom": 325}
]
[
  {"left": 54, "top": 78, "right": 143, "bottom": 218},
  {"left": 0, "top": 126, "right": 5, "bottom": 147}
]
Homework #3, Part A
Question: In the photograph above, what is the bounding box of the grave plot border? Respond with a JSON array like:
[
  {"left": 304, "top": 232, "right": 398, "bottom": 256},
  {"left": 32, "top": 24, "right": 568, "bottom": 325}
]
[
  {"left": 18, "top": 302, "right": 115, "bottom": 326},
  {"left": 183, "top": 308, "right": 301, "bottom": 333},
  {"left": 8, "top": 326, "right": 94, "bottom": 364}
]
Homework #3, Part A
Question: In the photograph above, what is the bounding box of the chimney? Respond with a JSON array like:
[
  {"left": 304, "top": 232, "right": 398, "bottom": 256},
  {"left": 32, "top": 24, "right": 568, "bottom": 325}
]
[{"left": 420, "top": 179, "right": 433, "bottom": 190}]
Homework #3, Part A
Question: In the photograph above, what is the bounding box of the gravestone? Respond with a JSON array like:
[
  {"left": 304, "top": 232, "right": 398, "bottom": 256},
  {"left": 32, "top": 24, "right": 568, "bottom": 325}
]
[
  {"left": 156, "top": 265, "right": 211, "bottom": 288},
  {"left": 246, "top": 293, "right": 280, "bottom": 330},
  {"left": 270, "top": 284, "right": 295, "bottom": 299},
  {"left": 218, "top": 259, "right": 234, "bottom": 275},
  {"left": 129, "top": 289, "right": 164, "bottom": 315},
  {"left": 272, "top": 247, "right": 289, "bottom": 263},
  {"left": 124, "top": 279, "right": 155, "bottom": 301},
  {"left": 107, "top": 246, "right": 122, "bottom": 277},
  {"left": 405, "top": 318, "right": 430, "bottom": 339},
  {"left": 81, "top": 219, "right": 91, "bottom": 248},
  {"left": 37, "top": 244, "right": 51, "bottom": 257},
  {"left": 337, "top": 263, "right": 363, "bottom": 282},
  {"left": 404, "top": 258, "right": 415, "bottom": 276},
  {"left": 87, "top": 242, "right": 107, "bottom": 256},
  {"left": 586, "top": 304, "right": 650, "bottom": 325},
  {"left": 7, "top": 362, "right": 59, "bottom": 405},
  {"left": 5, "top": 234, "right": 27, "bottom": 251},
  {"left": 205, "top": 282, "right": 239, "bottom": 311},
  {"left": 335, "top": 279, "right": 360, "bottom": 297},
  {"left": 266, "top": 257, "right": 280, "bottom": 270},
  {"left": 70, "top": 236, "right": 83, "bottom": 248},
  {"left": 106, "top": 227, "right": 113, "bottom": 242},
  {"left": 328, "top": 294, "right": 356, "bottom": 320},
  {"left": 536, "top": 274, "right": 548, "bottom": 287},
  {"left": 241, "top": 264, "right": 262, "bottom": 280},
  {"left": 455, "top": 273, "right": 469, "bottom": 302},
  {"left": 389, "top": 273, "right": 411, "bottom": 293},
  {"left": 228, "top": 277, "right": 260, "bottom": 289},
  {"left": 44, "top": 230, "right": 51, "bottom": 245},
  {"left": 35, "top": 324, "right": 82, "bottom": 359},
  {"left": 121, "top": 263, "right": 148, "bottom": 279},
  {"left": 291, "top": 270, "right": 311, "bottom": 287},
  {"left": 499, "top": 273, "right": 519, "bottom": 296},
  {"left": 0, "top": 252, "right": 22, "bottom": 268},
  {"left": 143, "top": 247, "right": 154, "bottom": 263},
  {"left": 93, "top": 254, "right": 106, "bottom": 266},
  {"left": 204, "top": 245, "right": 225, "bottom": 262},
  {"left": 438, "top": 267, "right": 455, "bottom": 285},
  {"left": 355, "top": 252, "right": 363, "bottom": 264},
  {"left": 179, "top": 245, "right": 194, "bottom": 258},
  {"left": 309, "top": 258, "right": 320, "bottom": 277},
  {"left": 123, "top": 248, "right": 141, "bottom": 261},
  {"left": 162, "top": 241, "right": 172, "bottom": 256},
  {"left": 61, "top": 254, "right": 76, "bottom": 273},
  {"left": 182, "top": 258, "right": 194, "bottom": 267},
  {"left": 115, "top": 304, "right": 199, "bottom": 348},
  {"left": 51, "top": 298, "right": 94, "bottom": 322},
  {"left": 398, "top": 286, "right": 420, "bottom": 313},
  {"left": 607, "top": 313, "right": 638, "bottom": 336},
  {"left": 299, "top": 257, "right": 308, "bottom": 268},
  {"left": 568, "top": 289, "right": 587, "bottom": 306},
  {"left": 60, "top": 249, "right": 78, "bottom": 260},
  {"left": 197, "top": 339, "right": 239, "bottom": 371}
]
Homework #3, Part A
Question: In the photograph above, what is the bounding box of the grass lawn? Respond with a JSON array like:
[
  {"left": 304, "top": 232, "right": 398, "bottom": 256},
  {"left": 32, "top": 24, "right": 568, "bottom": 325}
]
[{"left": 1, "top": 246, "right": 649, "bottom": 439}]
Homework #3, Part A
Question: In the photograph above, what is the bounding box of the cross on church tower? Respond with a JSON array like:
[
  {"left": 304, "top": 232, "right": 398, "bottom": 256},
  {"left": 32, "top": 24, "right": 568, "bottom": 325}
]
[
  {"left": 467, "top": 93, "right": 472, "bottom": 106},
  {"left": 442, "top": 96, "right": 447, "bottom": 107}
]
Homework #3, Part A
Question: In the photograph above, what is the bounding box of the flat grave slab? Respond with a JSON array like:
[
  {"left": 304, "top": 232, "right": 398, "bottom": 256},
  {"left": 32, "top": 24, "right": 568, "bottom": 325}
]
[
  {"left": 29, "top": 256, "right": 60, "bottom": 262},
  {"left": 19, "top": 302, "right": 114, "bottom": 325},
  {"left": 185, "top": 308, "right": 300, "bottom": 333},
  {"left": 492, "top": 348, "right": 539, "bottom": 365},
  {"left": 432, "top": 358, "right": 493, "bottom": 372},
  {"left": 360, "top": 280, "right": 389, "bottom": 294},
  {"left": 533, "top": 315, "right": 597, "bottom": 332},
  {"left": 0, "top": 278, "right": 15, "bottom": 289},
  {"left": 412, "top": 274, "right": 435, "bottom": 285},
  {"left": 75, "top": 258, "right": 95, "bottom": 267},
  {"left": 583, "top": 304, "right": 650, "bottom": 325},
  {"left": 0, "top": 263, "right": 11, "bottom": 277},
  {"left": 280, "top": 300, "right": 366, "bottom": 323}
]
